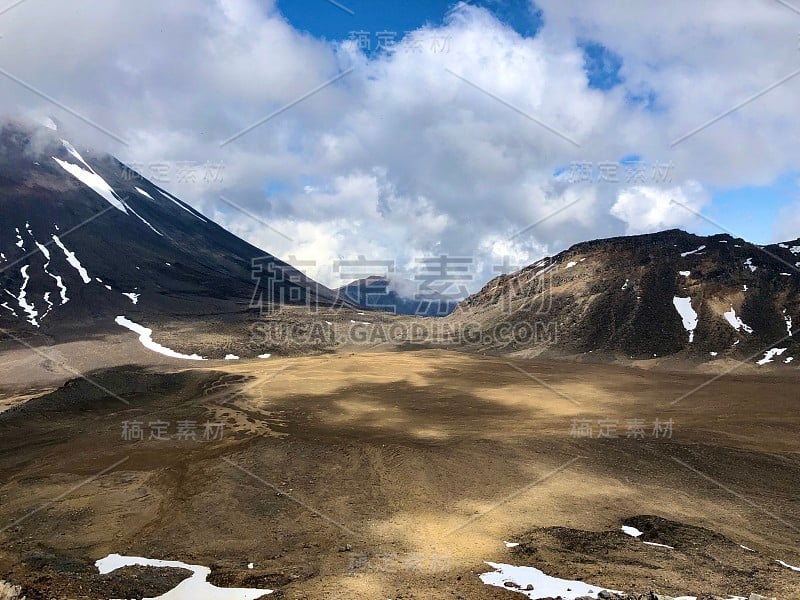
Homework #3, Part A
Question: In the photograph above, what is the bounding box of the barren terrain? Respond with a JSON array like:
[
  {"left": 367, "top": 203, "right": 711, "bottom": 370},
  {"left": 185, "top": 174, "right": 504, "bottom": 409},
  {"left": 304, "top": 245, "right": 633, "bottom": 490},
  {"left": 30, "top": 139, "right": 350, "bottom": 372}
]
[{"left": 0, "top": 340, "right": 798, "bottom": 598}]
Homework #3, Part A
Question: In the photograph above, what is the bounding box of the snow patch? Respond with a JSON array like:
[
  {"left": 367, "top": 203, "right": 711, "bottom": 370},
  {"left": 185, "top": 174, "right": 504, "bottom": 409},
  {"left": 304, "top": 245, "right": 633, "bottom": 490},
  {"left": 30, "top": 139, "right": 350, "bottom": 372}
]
[
  {"left": 35, "top": 240, "right": 69, "bottom": 305},
  {"left": 504, "top": 541, "right": 520, "bottom": 548},
  {"left": 41, "top": 291, "right": 53, "bottom": 319},
  {"left": 723, "top": 307, "right": 753, "bottom": 334},
  {"left": 744, "top": 258, "right": 756, "bottom": 272},
  {"left": 53, "top": 155, "right": 128, "bottom": 214},
  {"left": 122, "top": 293, "right": 140, "bottom": 305},
  {"left": 126, "top": 204, "right": 164, "bottom": 237},
  {"left": 479, "top": 562, "right": 621, "bottom": 600},
  {"left": 52, "top": 235, "right": 91, "bottom": 283},
  {"left": 777, "top": 559, "right": 800, "bottom": 572},
  {"left": 679, "top": 271, "right": 690, "bottom": 277},
  {"left": 673, "top": 297, "right": 698, "bottom": 343},
  {"left": 115, "top": 316, "right": 206, "bottom": 361},
  {"left": 16, "top": 265, "right": 39, "bottom": 327},
  {"left": 680, "top": 245, "right": 705, "bottom": 257},
  {"left": 642, "top": 541, "right": 674, "bottom": 549},
  {"left": 157, "top": 189, "right": 208, "bottom": 222},
  {"left": 756, "top": 348, "right": 787, "bottom": 366},
  {"left": 95, "top": 554, "right": 272, "bottom": 599},
  {"left": 224, "top": 354, "right": 240, "bottom": 360},
  {"left": 135, "top": 186, "right": 154, "bottom": 199},
  {"left": 565, "top": 261, "right": 578, "bottom": 269},
  {"left": 621, "top": 525, "right": 643, "bottom": 538},
  {"left": 258, "top": 354, "right": 272, "bottom": 359}
]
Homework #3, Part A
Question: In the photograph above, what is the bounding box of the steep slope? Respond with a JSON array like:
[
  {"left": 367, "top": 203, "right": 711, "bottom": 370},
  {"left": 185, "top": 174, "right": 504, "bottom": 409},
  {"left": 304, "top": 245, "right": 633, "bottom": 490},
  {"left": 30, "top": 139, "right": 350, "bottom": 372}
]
[
  {"left": 0, "top": 120, "right": 346, "bottom": 338},
  {"left": 451, "top": 229, "right": 800, "bottom": 365}
]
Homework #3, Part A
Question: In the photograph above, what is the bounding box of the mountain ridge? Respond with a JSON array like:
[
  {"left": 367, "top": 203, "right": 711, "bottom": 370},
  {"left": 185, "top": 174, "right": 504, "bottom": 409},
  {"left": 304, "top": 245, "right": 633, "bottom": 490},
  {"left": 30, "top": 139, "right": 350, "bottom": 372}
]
[{"left": 451, "top": 228, "right": 800, "bottom": 365}]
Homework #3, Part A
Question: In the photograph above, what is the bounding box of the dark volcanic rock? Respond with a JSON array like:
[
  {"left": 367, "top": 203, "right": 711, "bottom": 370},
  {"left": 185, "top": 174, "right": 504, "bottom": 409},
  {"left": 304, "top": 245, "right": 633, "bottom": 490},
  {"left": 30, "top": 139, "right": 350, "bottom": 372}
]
[
  {"left": 0, "top": 120, "right": 350, "bottom": 339},
  {"left": 451, "top": 229, "right": 800, "bottom": 363}
]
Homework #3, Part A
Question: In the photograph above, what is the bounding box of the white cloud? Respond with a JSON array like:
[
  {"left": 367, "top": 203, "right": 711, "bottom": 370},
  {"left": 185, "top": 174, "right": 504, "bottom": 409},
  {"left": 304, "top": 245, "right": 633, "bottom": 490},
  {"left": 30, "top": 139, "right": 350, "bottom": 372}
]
[
  {"left": 610, "top": 181, "right": 709, "bottom": 235},
  {"left": 1, "top": 0, "right": 798, "bottom": 292}
]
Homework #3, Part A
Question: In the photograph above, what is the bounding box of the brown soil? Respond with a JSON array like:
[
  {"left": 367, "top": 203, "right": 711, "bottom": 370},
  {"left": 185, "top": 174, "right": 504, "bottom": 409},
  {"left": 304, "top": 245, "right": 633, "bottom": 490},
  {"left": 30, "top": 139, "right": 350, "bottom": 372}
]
[{"left": 0, "top": 347, "right": 798, "bottom": 598}]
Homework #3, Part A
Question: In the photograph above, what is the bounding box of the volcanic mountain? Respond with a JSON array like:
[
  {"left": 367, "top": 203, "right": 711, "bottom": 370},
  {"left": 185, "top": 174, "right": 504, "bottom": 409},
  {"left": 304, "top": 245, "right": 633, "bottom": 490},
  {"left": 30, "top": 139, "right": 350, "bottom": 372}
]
[
  {"left": 451, "top": 229, "right": 800, "bottom": 366},
  {"left": 0, "top": 120, "right": 345, "bottom": 340}
]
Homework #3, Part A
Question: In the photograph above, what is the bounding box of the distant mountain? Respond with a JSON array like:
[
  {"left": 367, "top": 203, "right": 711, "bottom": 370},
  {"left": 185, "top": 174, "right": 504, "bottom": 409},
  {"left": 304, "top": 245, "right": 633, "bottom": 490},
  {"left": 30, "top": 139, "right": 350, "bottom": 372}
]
[
  {"left": 0, "top": 120, "right": 347, "bottom": 338},
  {"left": 337, "top": 276, "right": 459, "bottom": 317},
  {"left": 451, "top": 229, "right": 800, "bottom": 365}
]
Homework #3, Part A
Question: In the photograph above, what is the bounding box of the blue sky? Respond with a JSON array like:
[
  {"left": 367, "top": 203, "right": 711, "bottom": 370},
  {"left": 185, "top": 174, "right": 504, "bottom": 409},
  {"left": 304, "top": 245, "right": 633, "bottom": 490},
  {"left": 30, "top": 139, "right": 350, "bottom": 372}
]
[
  {"left": 6, "top": 0, "right": 800, "bottom": 290},
  {"left": 277, "top": 0, "right": 542, "bottom": 42}
]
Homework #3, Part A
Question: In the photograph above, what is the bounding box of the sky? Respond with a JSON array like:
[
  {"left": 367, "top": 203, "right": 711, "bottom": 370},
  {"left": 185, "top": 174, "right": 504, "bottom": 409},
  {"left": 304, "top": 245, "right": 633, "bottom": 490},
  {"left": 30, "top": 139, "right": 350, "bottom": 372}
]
[{"left": 1, "top": 0, "right": 800, "bottom": 293}]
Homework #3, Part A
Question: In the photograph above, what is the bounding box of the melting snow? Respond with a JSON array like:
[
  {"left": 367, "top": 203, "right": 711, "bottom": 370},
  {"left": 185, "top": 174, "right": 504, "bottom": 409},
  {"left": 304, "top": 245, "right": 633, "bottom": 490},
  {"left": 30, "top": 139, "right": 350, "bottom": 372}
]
[
  {"left": 643, "top": 541, "right": 675, "bottom": 549},
  {"left": 16, "top": 266, "right": 39, "bottom": 327},
  {"left": 744, "top": 258, "right": 757, "bottom": 272},
  {"left": 224, "top": 354, "right": 240, "bottom": 360},
  {"left": 135, "top": 186, "right": 154, "bottom": 199},
  {"left": 757, "top": 348, "right": 787, "bottom": 366},
  {"left": 258, "top": 354, "right": 272, "bottom": 359},
  {"left": 723, "top": 307, "right": 753, "bottom": 334},
  {"left": 52, "top": 235, "right": 91, "bottom": 283},
  {"left": 785, "top": 357, "right": 794, "bottom": 364},
  {"left": 122, "top": 293, "right": 140, "bottom": 305},
  {"left": 621, "top": 279, "right": 629, "bottom": 290},
  {"left": 35, "top": 240, "right": 69, "bottom": 305},
  {"left": 126, "top": 204, "right": 164, "bottom": 237},
  {"left": 565, "top": 261, "right": 578, "bottom": 269},
  {"left": 791, "top": 246, "right": 800, "bottom": 254},
  {"left": 41, "top": 291, "right": 53, "bottom": 319},
  {"left": 679, "top": 271, "right": 691, "bottom": 276},
  {"left": 740, "top": 544, "right": 754, "bottom": 552},
  {"left": 53, "top": 155, "right": 128, "bottom": 214},
  {"left": 710, "top": 352, "right": 718, "bottom": 357},
  {"left": 777, "top": 560, "right": 800, "bottom": 572},
  {"left": 157, "top": 190, "right": 207, "bottom": 222},
  {"left": 680, "top": 245, "right": 705, "bottom": 257},
  {"left": 783, "top": 310, "right": 793, "bottom": 336},
  {"left": 673, "top": 297, "right": 698, "bottom": 343},
  {"left": 115, "top": 316, "right": 206, "bottom": 361},
  {"left": 479, "top": 562, "right": 620, "bottom": 600},
  {"left": 621, "top": 525, "right": 643, "bottom": 538},
  {"left": 95, "top": 554, "right": 272, "bottom": 599},
  {"left": 504, "top": 541, "right": 520, "bottom": 548},
  {"left": 0, "top": 301, "right": 17, "bottom": 317}
]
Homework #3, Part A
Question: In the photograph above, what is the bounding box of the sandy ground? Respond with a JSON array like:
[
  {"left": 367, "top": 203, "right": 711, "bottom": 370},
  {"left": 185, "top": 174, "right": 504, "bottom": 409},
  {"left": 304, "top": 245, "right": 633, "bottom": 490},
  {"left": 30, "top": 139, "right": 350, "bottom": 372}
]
[{"left": 0, "top": 341, "right": 799, "bottom": 599}]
